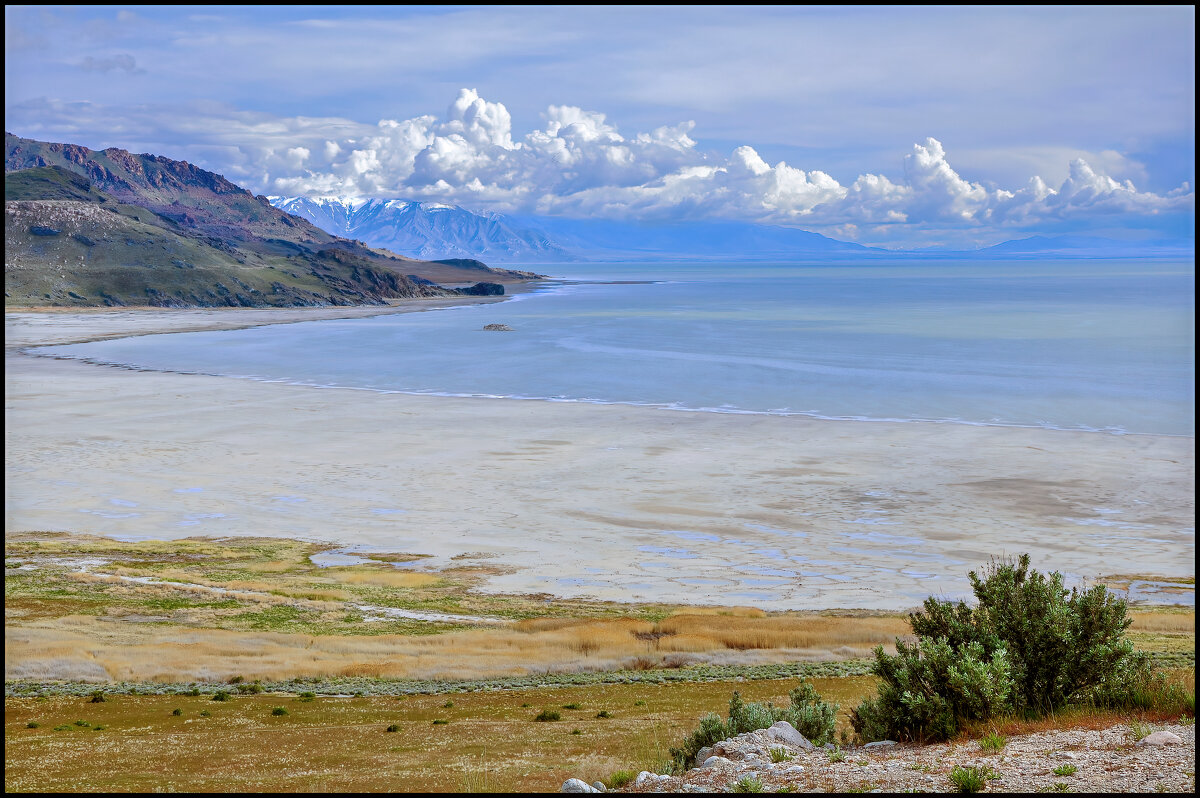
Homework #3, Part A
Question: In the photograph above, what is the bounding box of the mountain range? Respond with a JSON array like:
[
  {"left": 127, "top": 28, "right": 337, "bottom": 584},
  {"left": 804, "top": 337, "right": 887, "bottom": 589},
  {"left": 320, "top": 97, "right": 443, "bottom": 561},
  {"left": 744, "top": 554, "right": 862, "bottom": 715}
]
[
  {"left": 269, "top": 196, "right": 1192, "bottom": 264},
  {"left": 4, "top": 133, "right": 538, "bottom": 308}
]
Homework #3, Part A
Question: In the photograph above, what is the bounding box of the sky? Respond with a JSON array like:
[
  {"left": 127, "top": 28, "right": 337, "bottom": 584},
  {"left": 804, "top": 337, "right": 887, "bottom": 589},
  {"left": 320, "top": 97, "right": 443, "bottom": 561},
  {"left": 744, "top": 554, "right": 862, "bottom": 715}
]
[{"left": 5, "top": 5, "right": 1196, "bottom": 249}]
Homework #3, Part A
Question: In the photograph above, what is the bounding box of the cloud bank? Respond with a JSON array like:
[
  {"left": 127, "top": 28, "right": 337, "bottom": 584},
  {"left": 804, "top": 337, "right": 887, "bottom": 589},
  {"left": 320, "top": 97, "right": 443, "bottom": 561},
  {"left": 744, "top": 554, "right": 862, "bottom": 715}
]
[
  {"left": 261, "top": 90, "right": 1191, "bottom": 240},
  {"left": 8, "top": 89, "right": 1192, "bottom": 247}
]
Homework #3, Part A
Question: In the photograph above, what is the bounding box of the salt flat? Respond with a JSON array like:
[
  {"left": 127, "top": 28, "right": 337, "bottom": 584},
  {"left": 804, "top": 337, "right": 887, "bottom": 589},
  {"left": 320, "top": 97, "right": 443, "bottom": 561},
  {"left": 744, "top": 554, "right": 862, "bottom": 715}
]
[{"left": 5, "top": 307, "right": 1194, "bottom": 610}]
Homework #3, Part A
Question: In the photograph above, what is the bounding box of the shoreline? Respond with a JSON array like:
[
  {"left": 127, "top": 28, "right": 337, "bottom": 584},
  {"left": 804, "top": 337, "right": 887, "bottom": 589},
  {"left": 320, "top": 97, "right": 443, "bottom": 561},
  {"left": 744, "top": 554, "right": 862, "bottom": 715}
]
[{"left": 5, "top": 305, "right": 1195, "bottom": 611}]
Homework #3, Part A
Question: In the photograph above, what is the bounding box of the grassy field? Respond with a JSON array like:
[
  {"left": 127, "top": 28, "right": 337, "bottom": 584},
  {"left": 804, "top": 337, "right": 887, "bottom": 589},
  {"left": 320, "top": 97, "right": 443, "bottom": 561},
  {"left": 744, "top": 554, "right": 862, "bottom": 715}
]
[
  {"left": 5, "top": 676, "right": 880, "bottom": 793},
  {"left": 5, "top": 533, "right": 1194, "bottom": 792}
]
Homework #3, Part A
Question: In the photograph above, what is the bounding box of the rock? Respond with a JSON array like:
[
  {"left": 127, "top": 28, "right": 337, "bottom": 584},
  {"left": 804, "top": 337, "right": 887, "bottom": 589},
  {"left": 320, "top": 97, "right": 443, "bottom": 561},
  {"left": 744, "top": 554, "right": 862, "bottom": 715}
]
[
  {"left": 694, "top": 746, "right": 713, "bottom": 766},
  {"left": 561, "top": 777, "right": 601, "bottom": 793},
  {"left": 482, "top": 323, "right": 514, "bottom": 331},
  {"left": 765, "top": 720, "right": 815, "bottom": 750},
  {"left": 29, "top": 225, "right": 61, "bottom": 236},
  {"left": 634, "top": 771, "right": 667, "bottom": 787},
  {"left": 559, "top": 778, "right": 591, "bottom": 793},
  {"left": 864, "top": 740, "right": 897, "bottom": 750},
  {"left": 701, "top": 756, "right": 729, "bottom": 768},
  {"left": 591, "top": 782, "right": 607, "bottom": 792},
  {"left": 1054, "top": 751, "right": 1077, "bottom": 759},
  {"left": 823, "top": 743, "right": 837, "bottom": 750},
  {"left": 1137, "top": 731, "right": 1183, "bottom": 746},
  {"left": 457, "top": 281, "right": 505, "bottom": 296}
]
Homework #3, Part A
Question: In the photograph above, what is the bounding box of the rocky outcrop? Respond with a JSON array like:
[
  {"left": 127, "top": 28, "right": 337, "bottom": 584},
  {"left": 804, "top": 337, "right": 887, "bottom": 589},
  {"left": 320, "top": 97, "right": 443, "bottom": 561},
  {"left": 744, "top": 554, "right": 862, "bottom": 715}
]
[
  {"left": 456, "top": 282, "right": 504, "bottom": 296},
  {"left": 482, "top": 323, "right": 514, "bottom": 331},
  {"left": 564, "top": 722, "right": 1195, "bottom": 793}
]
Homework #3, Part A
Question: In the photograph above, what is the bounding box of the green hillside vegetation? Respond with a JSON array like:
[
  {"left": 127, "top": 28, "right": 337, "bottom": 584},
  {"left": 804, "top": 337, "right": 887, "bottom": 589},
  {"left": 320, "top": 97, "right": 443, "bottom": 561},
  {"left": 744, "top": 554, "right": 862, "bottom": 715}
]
[{"left": 4, "top": 133, "right": 540, "bottom": 308}]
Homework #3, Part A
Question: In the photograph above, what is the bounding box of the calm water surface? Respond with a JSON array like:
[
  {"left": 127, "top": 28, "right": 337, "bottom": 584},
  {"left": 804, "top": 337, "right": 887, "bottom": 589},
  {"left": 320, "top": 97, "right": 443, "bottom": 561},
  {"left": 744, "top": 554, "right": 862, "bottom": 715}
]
[{"left": 45, "top": 260, "right": 1195, "bottom": 436}]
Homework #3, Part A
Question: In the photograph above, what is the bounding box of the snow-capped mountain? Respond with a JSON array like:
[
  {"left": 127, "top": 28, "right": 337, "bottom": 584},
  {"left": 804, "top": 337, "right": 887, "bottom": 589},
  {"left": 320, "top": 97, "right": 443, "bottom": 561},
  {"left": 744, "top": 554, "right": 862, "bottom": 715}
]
[{"left": 268, "top": 196, "right": 576, "bottom": 263}]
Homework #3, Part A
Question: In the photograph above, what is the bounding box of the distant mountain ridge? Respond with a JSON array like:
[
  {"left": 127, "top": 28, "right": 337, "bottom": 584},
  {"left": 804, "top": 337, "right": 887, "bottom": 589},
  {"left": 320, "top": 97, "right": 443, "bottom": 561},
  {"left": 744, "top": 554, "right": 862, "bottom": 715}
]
[{"left": 270, "top": 196, "right": 577, "bottom": 263}]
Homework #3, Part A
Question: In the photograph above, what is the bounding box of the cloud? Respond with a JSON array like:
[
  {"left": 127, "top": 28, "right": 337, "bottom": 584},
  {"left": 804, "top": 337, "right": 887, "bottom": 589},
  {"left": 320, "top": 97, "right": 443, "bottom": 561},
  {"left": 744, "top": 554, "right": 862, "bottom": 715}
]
[
  {"left": 78, "top": 54, "right": 144, "bottom": 74},
  {"left": 6, "top": 90, "right": 1192, "bottom": 248}
]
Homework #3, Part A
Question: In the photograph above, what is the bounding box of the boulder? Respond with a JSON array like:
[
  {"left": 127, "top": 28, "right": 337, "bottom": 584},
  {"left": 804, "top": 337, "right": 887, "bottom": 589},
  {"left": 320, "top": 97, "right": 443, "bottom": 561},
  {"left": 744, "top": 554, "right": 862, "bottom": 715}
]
[
  {"left": 765, "top": 720, "right": 815, "bottom": 751},
  {"left": 29, "top": 225, "right": 61, "bottom": 236},
  {"left": 1137, "top": 731, "right": 1183, "bottom": 746},
  {"left": 458, "top": 281, "right": 505, "bottom": 296},
  {"left": 560, "top": 777, "right": 601, "bottom": 793},
  {"left": 482, "top": 323, "right": 514, "bottom": 331}
]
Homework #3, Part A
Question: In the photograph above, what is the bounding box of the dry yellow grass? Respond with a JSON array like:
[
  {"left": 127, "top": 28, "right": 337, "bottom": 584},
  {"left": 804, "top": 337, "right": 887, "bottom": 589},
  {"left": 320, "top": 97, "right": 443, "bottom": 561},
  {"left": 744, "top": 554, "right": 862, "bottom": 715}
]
[
  {"left": 1129, "top": 610, "right": 1196, "bottom": 633},
  {"left": 325, "top": 568, "right": 443, "bottom": 589}
]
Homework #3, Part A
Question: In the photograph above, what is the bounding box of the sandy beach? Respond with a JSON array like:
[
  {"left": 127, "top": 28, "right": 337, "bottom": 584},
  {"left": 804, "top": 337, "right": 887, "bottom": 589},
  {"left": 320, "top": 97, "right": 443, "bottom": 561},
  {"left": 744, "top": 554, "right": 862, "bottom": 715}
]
[{"left": 5, "top": 305, "right": 1194, "bottom": 611}]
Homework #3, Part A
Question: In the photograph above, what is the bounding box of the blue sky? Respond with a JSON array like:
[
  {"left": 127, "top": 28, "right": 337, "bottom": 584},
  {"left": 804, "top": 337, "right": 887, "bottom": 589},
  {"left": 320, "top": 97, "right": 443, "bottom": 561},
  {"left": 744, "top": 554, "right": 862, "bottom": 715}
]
[{"left": 5, "top": 5, "right": 1195, "bottom": 248}]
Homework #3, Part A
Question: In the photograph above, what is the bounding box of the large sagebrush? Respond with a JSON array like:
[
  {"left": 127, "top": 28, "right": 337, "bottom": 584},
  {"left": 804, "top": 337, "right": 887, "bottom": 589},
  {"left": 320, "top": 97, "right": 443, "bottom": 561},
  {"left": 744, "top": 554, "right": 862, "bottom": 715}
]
[{"left": 851, "top": 554, "right": 1153, "bottom": 742}]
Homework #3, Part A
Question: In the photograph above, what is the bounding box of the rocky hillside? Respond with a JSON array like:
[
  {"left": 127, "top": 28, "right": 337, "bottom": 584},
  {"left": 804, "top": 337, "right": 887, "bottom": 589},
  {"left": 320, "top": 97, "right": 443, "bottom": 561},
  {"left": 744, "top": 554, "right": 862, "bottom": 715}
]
[{"left": 4, "top": 133, "right": 539, "bottom": 308}]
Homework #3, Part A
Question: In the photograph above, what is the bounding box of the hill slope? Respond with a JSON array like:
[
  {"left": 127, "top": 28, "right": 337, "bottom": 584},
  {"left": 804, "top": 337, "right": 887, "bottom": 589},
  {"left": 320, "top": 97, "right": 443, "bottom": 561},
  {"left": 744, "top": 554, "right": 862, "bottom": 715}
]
[{"left": 4, "top": 134, "right": 537, "bottom": 308}]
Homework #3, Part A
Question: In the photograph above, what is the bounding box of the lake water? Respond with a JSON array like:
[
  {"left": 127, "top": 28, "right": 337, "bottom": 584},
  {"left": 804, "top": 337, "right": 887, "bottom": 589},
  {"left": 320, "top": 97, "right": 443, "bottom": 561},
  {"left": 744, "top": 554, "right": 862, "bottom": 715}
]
[{"left": 43, "top": 260, "right": 1195, "bottom": 436}]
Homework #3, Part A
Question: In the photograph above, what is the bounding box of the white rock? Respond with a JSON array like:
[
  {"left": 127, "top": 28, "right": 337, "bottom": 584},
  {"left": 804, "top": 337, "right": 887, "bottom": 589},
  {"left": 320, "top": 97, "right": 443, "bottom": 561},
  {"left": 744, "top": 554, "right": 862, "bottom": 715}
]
[
  {"left": 561, "top": 778, "right": 601, "bottom": 793},
  {"left": 765, "top": 720, "right": 815, "bottom": 750},
  {"left": 590, "top": 781, "right": 607, "bottom": 792},
  {"left": 702, "top": 756, "right": 730, "bottom": 768},
  {"left": 1137, "top": 731, "right": 1183, "bottom": 746}
]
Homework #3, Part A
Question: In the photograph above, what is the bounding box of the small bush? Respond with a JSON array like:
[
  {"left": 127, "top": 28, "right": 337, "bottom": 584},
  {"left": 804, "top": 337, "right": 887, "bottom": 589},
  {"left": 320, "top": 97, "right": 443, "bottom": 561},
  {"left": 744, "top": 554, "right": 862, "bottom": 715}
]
[
  {"left": 606, "top": 771, "right": 636, "bottom": 789},
  {"left": 769, "top": 746, "right": 793, "bottom": 763},
  {"left": 199, "top": 710, "right": 211, "bottom": 717},
  {"left": 668, "top": 712, "right": 729, "bottom": 772},
  {"left": 443, "top": 700, "right": 455, "bottom": 708},
  {"left": 386, "top": 724, "right": 400, "bottom": 732},
  {"left": 271, "top": 707, "right": 288, "bottom": 716},
  {"left": 827, "top": 749, "right": 846, "bottom": 763},
  {"left": 53, "top": 724, "right": 72, "bottom": 731},
  {"left": 433, "top": 719, "right": 449, "bottom": 725},
  {"left": 562, "top": 703, "right": 581, "bottom": 710},
  {"left": 1052, "top": 764, "right": 1077, "bottom": 777},
  {"left": 236, "top": 683, "right": 264, "bottom": 695},
  {"left": 228, "top": 675, "right": 244, "bottom": 684},
  {"left": 571, "top": 728, "right": 582, "bottom": 735},
  {"left": 634, "top": 700, "right": 647, "bottom": 706},
  {"left": 186, "top": 688, "right": 201, "bottom": 697},
  {"left": 74, "top": 720, "right": 91, "bottom": 727},
  {"left": 596, "top": 710, "right": 612, "bottom": 718},
  {"left": 298, "top": 691, "right": 316, "bottom": 701},
  {"left": 979, "top": 732, "right": 1007, "bottom": 753},
  {"left": 733, "top": 776, "right": 764, "bottom": 793},
  {"left": 211, "top": 691, "right": 231, "bottom": 702},
  {"left": 171, "top": 708, "right": 183, "bottom": 716},
  {"left": 1128, "top": 720, "right": 1152, "bottom": 741},
  {"left": 89, "top": 691, "right": 106, "bottom": 703},
  {"left": 949, "top": 765, "right": 989, "bottom": 793},
  {"left": 534, "top": 709, "right": 561, "bottom": 722},
  {"left": 520, "top": 702, "right": 531, "bottom": 708},
  {"left": 26, "top": 722, "right": 39, "bottom": 729}
]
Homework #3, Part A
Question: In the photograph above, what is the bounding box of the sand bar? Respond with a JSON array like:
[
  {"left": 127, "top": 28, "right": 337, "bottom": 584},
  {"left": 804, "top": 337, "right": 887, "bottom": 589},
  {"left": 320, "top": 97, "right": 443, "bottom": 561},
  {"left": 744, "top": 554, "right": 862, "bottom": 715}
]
[{"left": 5, "top": 306, "right": 1194, "bottom": 610}]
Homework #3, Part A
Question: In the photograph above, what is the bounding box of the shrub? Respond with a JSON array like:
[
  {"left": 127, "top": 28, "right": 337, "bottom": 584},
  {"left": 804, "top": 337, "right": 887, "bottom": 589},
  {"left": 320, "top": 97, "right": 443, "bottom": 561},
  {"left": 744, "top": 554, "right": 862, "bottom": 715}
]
[
  {"left": 733, "top": 775, "right": 764, "bottom": 793},
  {"left": 228, "top": 675, "right": 245, "bottom": 684},
  {"left": 852, "top": 554, "right": 1149, "bottom": 742},
  {"left": 669, "top": 712, "right": 729, "bottom": 772},
  {"left": 211, "top": 690, "right": 231, "bottom": 702},
  {"left": 186, "top": 688, "right": 202, "bottom": 697},
  {"left": 827, "top": 749, "right": 846, "bottom": 763},
  {"left": 271, "top": 707, "right": 288, "bottom": 716},
  {"left": 433, "top": 719, "right": 449, "bottom": 725},
  {"left": 1052, "top": 764, "right": 1077, "bottom": 777},
  {"left": 171, "top": 708, "right": 183, "bottom": 716},
  {"left": 979, "top": 732, "right": 1007, "bottom": 753},
  {"left": 769, "top": 746, "right": 793, "bottom": 763},
  {"left": 386, "top": 724, "right": 400, "bottom": 732},
  {"left": 595, "top": 710, "right": 612, "bottom": 718},
  {"left": 74, "top": 720, "right": 91, "bottom": 727},
  {"left": 948, "top": 765, "right": 990, "bottom": 793},
  {"left": 571, "top": 728, "right": 582, "bottom": 735},
  {"left": 606, "top": 771, "right": 636, "bottom": 789},
  {"left": 236, "top": 683, "right": 264, "bottom": 695},
  {"left": 89, "top": 691, "right": 106, "bottom": 703},
  {"left": 534, "top": 709, "right": 561, "bottom": 722},
  {"left": 562, "top": 703, "right": 582, "bottom": 710},
  {"left": 199, "top": 710, "right": 212, "bottom": 717},
  {"left": 443, "top": 700, "right": 455, "bottom": 708},
  {"left": 298, "top": 691, "right": 316, "bottom": 701},
  {"left": 26, "top": 722, "right": 39, "bottom": 729}
]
